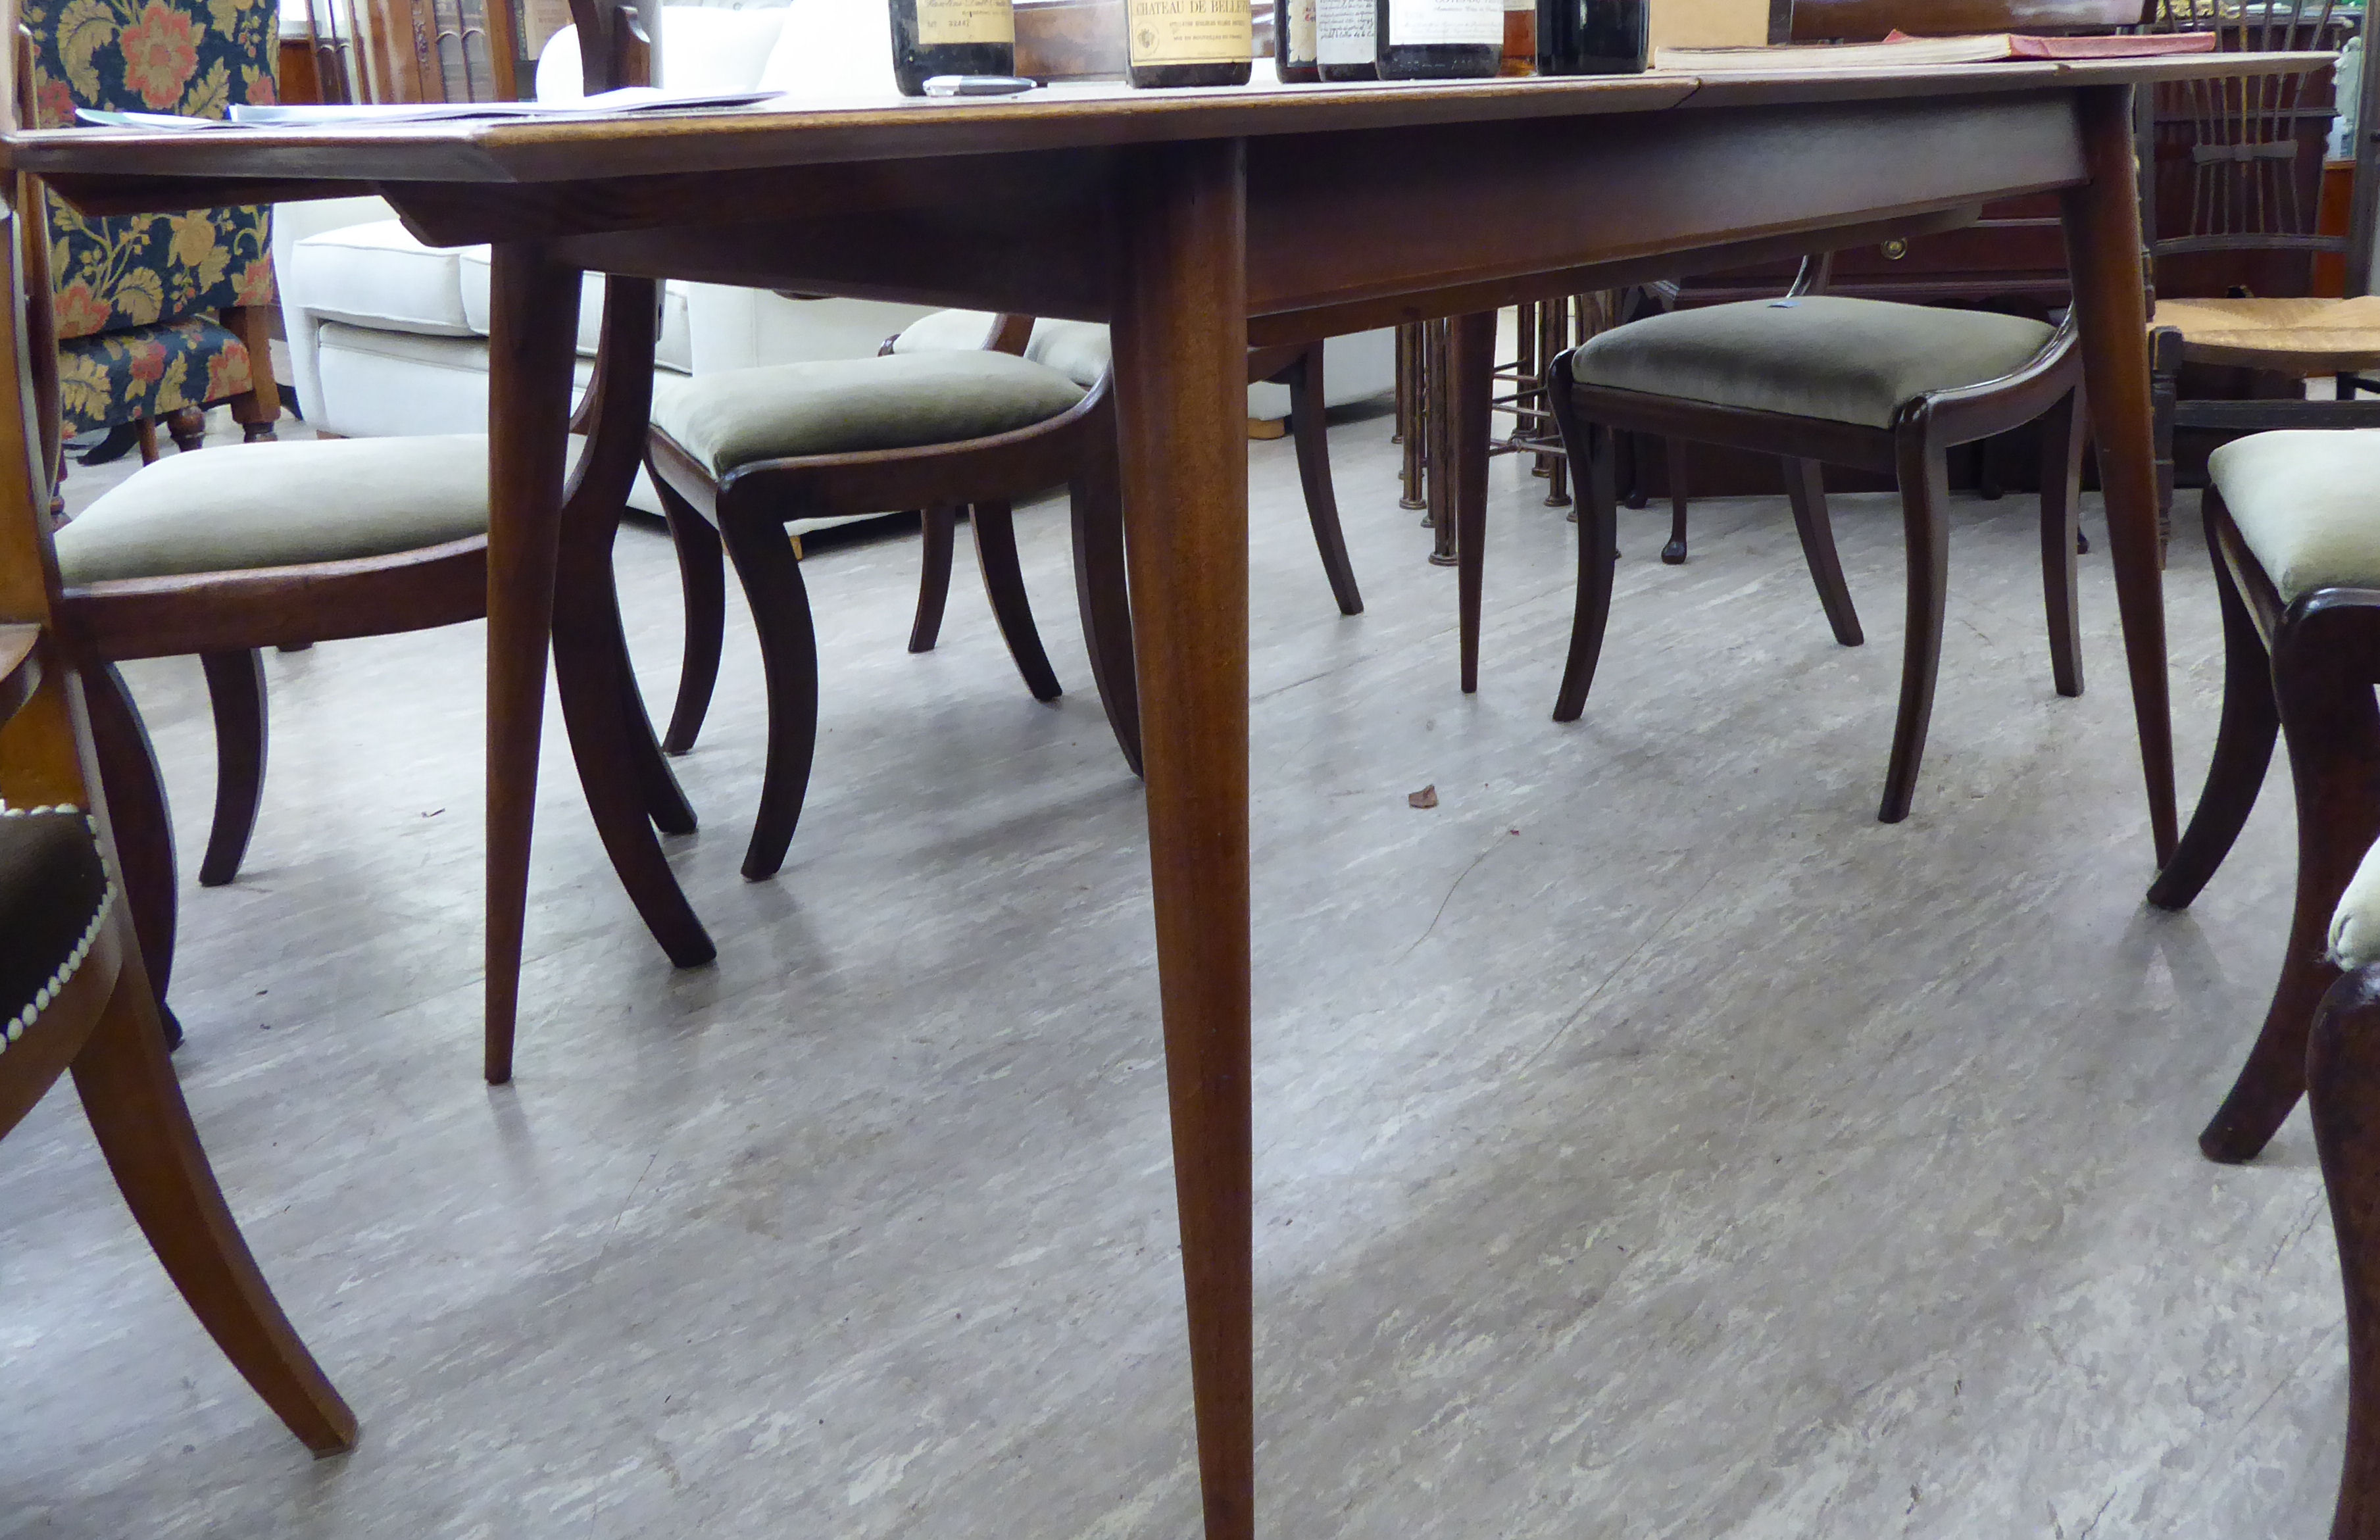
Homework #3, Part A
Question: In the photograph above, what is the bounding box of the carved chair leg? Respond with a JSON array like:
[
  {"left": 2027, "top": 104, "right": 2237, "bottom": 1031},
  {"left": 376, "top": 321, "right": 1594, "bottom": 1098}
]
[
  {"left": 165, "top": 407, "right": 207, "bottom": 454},
  {"left": 2037, "top": 384, "right": 2087, "bottom": 699},
  {"left": 2200, "top": 605, "right": 2380, "bottom": 1164},
  {"left": 1070, "top": 414, "right": 1142, "bottom": 777},
  {"left": 81, "top": 661, "right": 179, "bottom": 1010},
  {"left": 654, "top": 472, "right": 724, "bottom": 757},
  {"left": 2308, "top": 966, "right": 2380, "bottom": 1539},
  {"left": 1878, "top": 436, "right": 1952, "bottom": 824},
  {"left": 1661, "top": 437, "right": 1691, "bottom": 564},
  {"left": 136, "top": 417, "right": 160, "bottom": 464},
  {"left": 1286, "top": 343, "right": 1363, "bottom": 615},
  {"left": 910, "top": 504, "right": 956, "bottom": 654},
  {"left": 72, "top": 944, "right": 356, "bottom": 1454},
  {"left": 1552, "top": 418, "right": 1621, "bottom": 723},
  {"left": 718, "top": 509, "right": 820, "bottom": 882},
  {"left": 2146, "top": 491, "right": 2277, "bottom": 912},
  {"left": 1783, "top": 455, "right": 1862, "bottom": 647},
  {"left": 970, "top": 500, "right": 1062, "bottom": 703},
  {"left": 196, "top": 650, "right": 266, "bottom": 888},
  {"left": 223, "top": 303, "right": 282, "bottom": 443}
]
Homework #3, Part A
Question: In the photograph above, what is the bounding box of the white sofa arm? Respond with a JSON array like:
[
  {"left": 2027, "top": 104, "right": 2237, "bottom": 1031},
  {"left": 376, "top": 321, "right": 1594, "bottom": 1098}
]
[{"left": 271, "top": 193, "right": 403, "bottom": 426}]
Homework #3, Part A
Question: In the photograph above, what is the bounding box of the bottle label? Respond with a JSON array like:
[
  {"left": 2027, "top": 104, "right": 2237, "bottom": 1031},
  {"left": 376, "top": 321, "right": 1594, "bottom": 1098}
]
[
  {"left": 1128, "top": 0, "right": 1254, "bottom": 66},
  {"left": 1388, "top": 0, "right": 1499, "bottom": 46},
  {"left": 916, "top": 0, "right": 1015, "bottom": 44},
  {"left": 1316, "top": 0, "right": 1372, "bottom": 64},
  {"left": 1287, "top": 0, "right": 1318, "bottom": 64}
]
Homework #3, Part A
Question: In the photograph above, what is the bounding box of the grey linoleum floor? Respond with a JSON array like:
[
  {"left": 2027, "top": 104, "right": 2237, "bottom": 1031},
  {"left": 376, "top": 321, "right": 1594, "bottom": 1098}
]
[{"left": 1, "top": 403, "right": 2345, "bottom": 1539}]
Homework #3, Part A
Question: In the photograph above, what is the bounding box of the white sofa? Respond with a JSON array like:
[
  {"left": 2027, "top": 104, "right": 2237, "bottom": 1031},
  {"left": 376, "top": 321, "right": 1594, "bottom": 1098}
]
[{"left": 274, "top": 3, "right": 1396, "bottom": 521}]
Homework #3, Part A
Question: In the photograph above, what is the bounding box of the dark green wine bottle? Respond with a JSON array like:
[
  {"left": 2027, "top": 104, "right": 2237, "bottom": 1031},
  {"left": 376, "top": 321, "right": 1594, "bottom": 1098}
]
[
  {"left": 1317, "top": 0, "right": 1376, "bottom": 79},
  {"left": 1374, "top": 0, "right": 1500, "bottom": 78},
  {"left": 889, "top": 0, "right": 1017, "bottom": 95},
  {"left": 1126, "top": 0, "right": 1255, "bottom": 87}
]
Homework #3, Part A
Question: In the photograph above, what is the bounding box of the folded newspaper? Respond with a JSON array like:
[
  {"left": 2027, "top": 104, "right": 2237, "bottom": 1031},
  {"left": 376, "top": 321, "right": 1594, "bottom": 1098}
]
[{"left": 76, "top": 85, "right": 783, "bottom": 131}]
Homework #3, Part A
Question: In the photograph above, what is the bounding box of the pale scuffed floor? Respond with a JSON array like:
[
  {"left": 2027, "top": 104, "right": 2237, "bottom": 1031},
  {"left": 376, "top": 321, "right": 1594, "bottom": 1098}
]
[{"left": 0, "top": 403, "right": 2341, "bottom": 1539}]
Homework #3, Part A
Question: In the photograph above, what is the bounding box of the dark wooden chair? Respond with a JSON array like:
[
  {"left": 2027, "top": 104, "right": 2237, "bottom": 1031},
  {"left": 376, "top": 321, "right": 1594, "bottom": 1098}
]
[
  {"left": 644, "top": 312, "right": 1131, "bottom": 881},
  {"left": 2143, "top": 0, "right": 2380, "bottom": 533},
  {"left": 2307, "top": 858, "right": 2380, "bottom": 1540},
  {"left": 1513, "top": 266, "right": 2088, "bottom": 824},
  {"left": 2143, "top": 429, "right": 2380, "bottom": 1166},
  {"left": 0, "top": 529, "right": 355, "bottom": 1457}
]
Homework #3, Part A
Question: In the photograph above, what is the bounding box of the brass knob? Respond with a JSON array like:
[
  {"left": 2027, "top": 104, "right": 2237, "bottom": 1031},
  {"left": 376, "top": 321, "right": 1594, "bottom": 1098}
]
[{"left": 1880, "top": 239, "right": 1909, "bottom": 261}]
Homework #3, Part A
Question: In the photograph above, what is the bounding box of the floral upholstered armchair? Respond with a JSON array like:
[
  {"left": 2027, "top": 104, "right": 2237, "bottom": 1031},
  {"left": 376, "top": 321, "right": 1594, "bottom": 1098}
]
[{"left": 24, "top": 0, "right": 282, "bottom": 453}]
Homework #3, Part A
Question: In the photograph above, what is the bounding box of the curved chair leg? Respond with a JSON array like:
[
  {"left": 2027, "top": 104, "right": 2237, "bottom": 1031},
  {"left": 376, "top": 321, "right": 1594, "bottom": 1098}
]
[
  {"left": 910, "top": 505, "right": 956, "bottom": 653},
  {"left": 1782, "top": 457, "right": 1862, "bottom": 647},
  {"left": 72, "top": 947, "right": 357, "bottom": 1455},
  {"left": 1552, "top": 418, "right": 1620, "bottom": 722},
  {"left": 1878, "top": 437, "right": 1952, "bottom": 824},
  {"left": 2037, "top": 384, "right": 2087, "bottom": 699},
  {"left": 82, "top": 661, "right": 178, "bottom": 1008},
  {"left": 2146, "top": 497, "right": 2277, "bottom": 912},
  {"left": 1287, "top": 344, "right": 1364, "bottom": 615},
  {"left": 2308, "top": 966, "right": 2380, "bottom": 1538},
  {"left": 2200, "top": 605, "right": 2380, "bottom": 1164},
  {"left": 197, "top": 650, "right": 266, "bottom": 887},
  {"left": 1070, "top": 414, "right": 1143, "bottom": 777},
  {"left": 718, "top": 509, "right": 820, "bottom": 881},
  {"left": 1661, "top": 437, "right": 1691, "bottom": 564},
  {"left": 654, "top": 472, "right": 724, "bottom": 757},
  {"left": 971, "top": 501, "right": 1063, "bottom": 703}
]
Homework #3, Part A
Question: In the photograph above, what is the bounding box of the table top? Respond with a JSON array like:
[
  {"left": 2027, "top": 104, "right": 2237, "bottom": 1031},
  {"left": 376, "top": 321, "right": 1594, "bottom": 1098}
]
[{"left": 5, "top": 52, "right": 2332, "bottom": 186}]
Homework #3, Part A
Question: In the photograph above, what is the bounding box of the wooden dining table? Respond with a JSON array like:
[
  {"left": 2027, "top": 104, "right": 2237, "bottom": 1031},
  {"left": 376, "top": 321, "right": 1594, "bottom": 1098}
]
[{"left": 11, "top": 47, "right": 2320, "bottom": 1537}]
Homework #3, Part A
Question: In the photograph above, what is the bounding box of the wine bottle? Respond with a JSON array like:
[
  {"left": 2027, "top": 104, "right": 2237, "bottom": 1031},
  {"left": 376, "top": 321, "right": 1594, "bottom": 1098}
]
[
  {"left": 889, "top": 0, "right": 1017, "bottom": 95},
  {"left": 1499, "top": 0, "right": 1535, "bottom": 74},
  {"left": 1316, "top": 0, "right": 1375, "bottom": 80},
  {"left": 1375, "top": 0, "right": 1500, "bottom": 80},
  {"left": 1277, "top": 0, "right": 1320, "bottom": 81},
  {"left": 1126, "top": 0, "right": 1255, "bottom": 87},
  {"left": 1534, "top": 0, "right": 1645, "bottom": 75}
]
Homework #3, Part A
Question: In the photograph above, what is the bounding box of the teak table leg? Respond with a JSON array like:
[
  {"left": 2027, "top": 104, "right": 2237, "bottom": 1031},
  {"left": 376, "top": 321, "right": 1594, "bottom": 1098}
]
[
  {"left": 482, "top": 242, "right": 582, "bottom": 1084},
  {"left": 2061, "top": 83, "right": 2179, "bottom": 866},
  {"left": 1111, "top": 137, "right": 1254, "bottom": 1540},
  {"left": 1450, "top": 310, "right": 1496, "bottom": 695}
]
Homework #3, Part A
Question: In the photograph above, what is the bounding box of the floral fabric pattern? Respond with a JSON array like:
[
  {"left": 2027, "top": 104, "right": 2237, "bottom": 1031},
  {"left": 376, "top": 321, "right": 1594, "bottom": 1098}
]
[
  {"left": 26, "top": 0, "right": 274, "bottom": 428},
  {"left": 55, "top": 316, "right": 253, "bottom": 437}
]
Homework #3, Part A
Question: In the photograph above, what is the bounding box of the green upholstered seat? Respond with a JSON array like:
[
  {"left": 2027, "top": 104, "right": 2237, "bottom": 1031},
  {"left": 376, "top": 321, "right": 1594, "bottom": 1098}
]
[
  {"left": 53, "top": 435, "right": 490, "bottom": 585},
  {"left": 650, "top": 352, "right": 1089, "bottom": 480},
  {"left": 889, "top": 311, "right": 1113, "bottom": 391},
  {"left": 0, "top": 805, "right": 112, "bottom": 1047},
  {"left": 2207, "top": 430, "right": 2380, "bottom": 603},
  {"left": 2335, "top": 837, "right": 2380, "bottom": 970},
  {"left": 1568, "top": 295, "right": 2059, "bottom": 430}
]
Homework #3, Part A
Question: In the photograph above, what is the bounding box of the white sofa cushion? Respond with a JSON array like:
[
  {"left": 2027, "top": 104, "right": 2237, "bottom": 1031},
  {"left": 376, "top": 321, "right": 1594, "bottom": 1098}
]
[
  {"left": 285, "top": 220, "right": 477, "bottom": 336},
  {"left": 455, "top": 250, "right": 693, "bottom": 371}
]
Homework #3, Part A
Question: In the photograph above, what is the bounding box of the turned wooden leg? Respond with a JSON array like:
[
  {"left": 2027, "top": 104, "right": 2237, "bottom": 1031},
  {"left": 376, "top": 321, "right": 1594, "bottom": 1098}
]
[
  {"left": 1070, "top": 401, "right": 1143, "bottom": 777},
  {"left": 480, "top": 241, "right": 582, "bottom": 1085},
  {"left": 1879, "top": 435, "right": 1952, "bottom": 824},
  {"left": 910, "top": 504, "right": 956, "bottom": 653},
  {"left": 2063, "top": 84, "right": 2180, "bottom": 866},
  {"left": 195, "top": 650, "right": 266, "bottom": 888},
  {"left": 1662, "top": 437, "right": 1691, "bottom": 564},
  {"left": 1782, "top": 456, "right": 1862, "bottom": 647},
  {"left": 970, "top": 499, "right": 1063, "bottom": 702},
  {"left": 718, "top": 507, "right": 821, "bottom": 883},
  {"left": 2037, "top": 384, "right": 2087, "bottom": 699},
  {"left": 2200, "top": 600, "right": 2380, "bottom": 1164},
  {"left": 654, "top": 470, "right": 725, "bottom": 757},
  {"left": 2308, "top": 965, "right": 2380, "bottom": 1539},
  {"left": 1286, "top": 343, "right": 1363, "bottom": 616},
  {"left": 2146, "top": 492, "right": 2278, "bottom": 913},
  {"left": 165, "top": 407, "right": 207, "bottom": 453},
  {"left": 1110, "top": 136, "right": 1253, "bottom": 1540},
  {"left": 1449, "top": 311, "right": 1495, "bottom": 694},
  {"left": 72, "top": 932, "right": 356, "bottom": 1454}
]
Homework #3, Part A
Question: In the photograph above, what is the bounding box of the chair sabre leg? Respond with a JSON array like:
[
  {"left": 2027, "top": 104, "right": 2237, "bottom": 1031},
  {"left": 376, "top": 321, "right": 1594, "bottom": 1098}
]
[
  {"left": 2308, "top": 966, "right": 2380, "bottom": 1539},
  {"left": 655, "top": 474, "right": 725, "bottom": 757},
  {"left": 1287, "top": 345, "right": 1363, "bottom": 615},
  {"left": 910, "top": 505, "right": 956, "bottom": 654},
  {"left": 81, "top": 661, "right": 180, "bottom": 1006},
  {"left": 1662, "top": 437, "right": 1691, "bottom": 564},
  {"left": 2038, "top": 384, "right": 2087, "bottom": 699},
  {"left": 196, "top": 650, "right": 268, "bottom": 887},
  {"left": 719, "top": 510, "right": 820, "bottom": 881},
  {"left": 1879, "top": 437, "right": 1951, "bottom": 824},
  {"left": 970, "top": 501, "right": 1062, "bottom": 702},
  {"left": 1070, "top": 411, "right": 1143, "bottom": 777},
  {"left": 1782, "top": 456, "right": 1862, "bottom": 647},
  {"left": 1552, "top": 418, "right": 1620, "bottom": 722}
]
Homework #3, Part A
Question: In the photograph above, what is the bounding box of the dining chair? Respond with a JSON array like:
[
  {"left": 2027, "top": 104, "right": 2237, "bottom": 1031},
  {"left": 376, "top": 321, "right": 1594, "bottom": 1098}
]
[
  {"left": 0, "top": 531, "right": 354, "bottom": 1458},
  {"left": 2307, "top": 838, "right": 2380, "bottom": 1539},
  {"left": 643, "top": 311, "right": 1126, "bottom": 881},
  {"left": 1503, "top": 265, "right": 2087, "bottom": 824},
  {"left": 2142, "top": 428, "right": 2380, "bottom": 1165},
  {"left": 2141, "top": 0, "right": 2380, "bottom": 537}
]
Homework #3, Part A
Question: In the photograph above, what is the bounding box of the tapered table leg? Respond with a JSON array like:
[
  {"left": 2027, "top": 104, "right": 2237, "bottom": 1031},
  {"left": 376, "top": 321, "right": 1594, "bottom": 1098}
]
[
  {"left": 2061, "top": 84, "right": 2179, "bottom": 866},
  {"left": 1110, "top": 137, "right": 1254, "bottom": 1540},
  {"left": 482, "top": 242, "right": 582, "bottom": 1085},
  {"left": 1449, "top": 310, "right": 1497, "bottom": 694}
]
